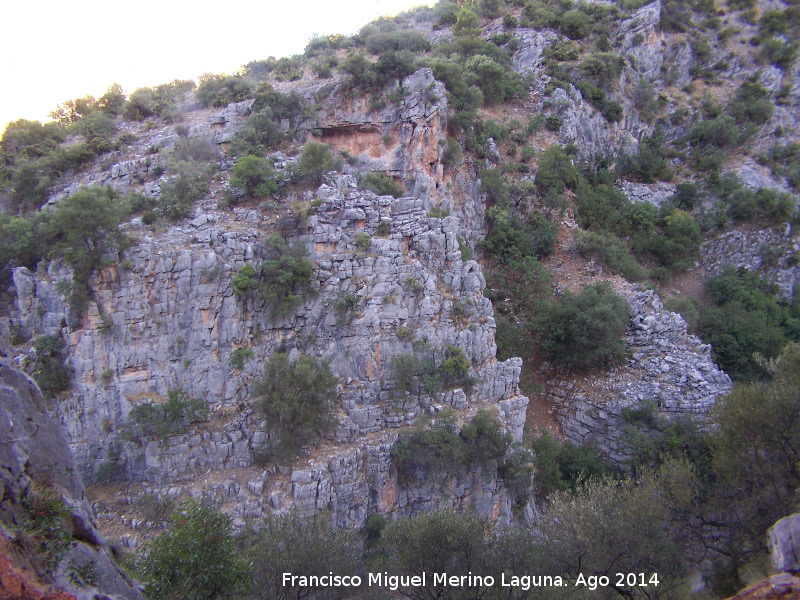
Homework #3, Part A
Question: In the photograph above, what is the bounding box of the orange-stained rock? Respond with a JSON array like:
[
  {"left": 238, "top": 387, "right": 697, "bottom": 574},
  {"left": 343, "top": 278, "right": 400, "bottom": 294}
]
[{"left": 728, "top": 574, "right": 800, "bottom": 600}]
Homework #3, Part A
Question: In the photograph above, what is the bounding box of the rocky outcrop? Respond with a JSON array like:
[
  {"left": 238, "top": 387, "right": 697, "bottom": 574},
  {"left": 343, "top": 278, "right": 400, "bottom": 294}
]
[
  {"left": 545, "top": 289, "right": 732, "bottom": 463},
  {"left": 701, "top": 227, "right": 800, "bottom": 299},
  {"left": 0, "top": 351, "right": 143, "bottom": 600},
  {"left": 12, "top": 177, "right": 528, "bottom": 527},
  {"left": 618, "top": 180, "right": 676, "bottom": 206},
  {"left": 770, "top": 514, "right": 800, "bottom": 575}
]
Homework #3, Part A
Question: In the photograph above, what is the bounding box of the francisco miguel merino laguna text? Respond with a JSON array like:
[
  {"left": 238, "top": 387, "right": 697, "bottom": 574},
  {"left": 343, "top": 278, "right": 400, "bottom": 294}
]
[{"left": 282, "top": 572, "right": 568, "bottom": 591}]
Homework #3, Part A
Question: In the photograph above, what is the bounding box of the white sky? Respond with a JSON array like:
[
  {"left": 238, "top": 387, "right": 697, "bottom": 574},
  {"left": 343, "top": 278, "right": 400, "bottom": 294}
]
[{"left": 0, "top": 0, "right": 433, "bottom": 130}]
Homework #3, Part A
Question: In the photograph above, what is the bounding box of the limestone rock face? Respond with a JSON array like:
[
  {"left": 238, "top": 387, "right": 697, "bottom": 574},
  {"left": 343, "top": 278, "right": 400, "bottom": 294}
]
[
  {"left": 701, "top": 228, "right": 800, "bottom": 300},
  {"left": 13, "top": 180, "right": 528, "bottom": 527},
  {"left": 0, "top": 360, "right": 143, "bottom": 600},
  {"left": 770, "top": 513, "right": 800, "bottom": 575},
  {"left": 546, "top": 289, "right": 732, "bottom": 463}
]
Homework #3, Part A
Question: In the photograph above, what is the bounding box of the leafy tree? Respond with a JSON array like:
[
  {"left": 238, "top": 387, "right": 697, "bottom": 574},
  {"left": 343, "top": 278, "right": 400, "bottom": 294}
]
[
  {"left": 578, "top": 53, "right": 624, "bottom": 91},
  {"left": 372, "top": 50, "right": 417, "bottom": 88},
  {"left": 463, "top": 56, "right": 507, "bottom": 105},
  {"left": 704, "top": 344, "right": 800, "bottom": 589},
  {"left": 537, "top": 283, "right": 630, "bottom": 369},
  {"left": 47, "top": 186, "right": 130, "bottom": 326},
  {"left": 229, "top": 155, "right": 278, "bottom": 198},
  {"left": 535, "top": 144, "right": 579, "bottom": 196},
  {"left": 540, "top": 461, "right": 697, "bottom": 599},
  {"left": 195, "top": 73, "right": 254, "bottom": 108},
  {"left": 297, "top": 141, "right": 342, "bottom": 185},
  {"left": 142, "top": 499, "right": 249, "bottom": 600},
  {"left": 31, "top": 335, "right": 72, "bottom": 397},
  {"left": 261, "top": 235, "right": 315, "bottom": 316},
  {"left": 252, "top": 352, "right": 337, "bottom": 460},
  {"left": 243, "top": 513, "right": 362, "bottom": 600},
  {"left": 229, "top": 109, "right": 283, "bottom": 156},
  {"left": 696, "top": 267, "right": 799, "bottom": 381},
  {"left": 480, "top": 206, "right": 558, "bottom": 265},
  {"left": 340, "top": 52, "right": 374, "bottom": 91},
  {"left": 359, "top": 172, "right": 405, "bottom": 198}
]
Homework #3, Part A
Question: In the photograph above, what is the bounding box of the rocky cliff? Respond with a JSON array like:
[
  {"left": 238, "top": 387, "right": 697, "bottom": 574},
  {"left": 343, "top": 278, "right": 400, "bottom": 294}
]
[
  {"left": 0, "top": 323, "right": 143, "bottom": 600},
  {"left": 10, "top": 86, "right": 529, "bottom": 527}
]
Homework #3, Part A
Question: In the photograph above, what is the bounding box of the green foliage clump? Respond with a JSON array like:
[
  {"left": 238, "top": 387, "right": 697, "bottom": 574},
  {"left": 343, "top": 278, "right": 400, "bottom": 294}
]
[
  {"left": 643, "top": 208, "right": 702, "bottom": 272},
  {"left": 195, "top": 73, "right": 254, "bottom": 108},
  {"left": 535, "top": 144, "right": 579, "bottom": 196},
  {"left": 540, "top": 461, "right": 695, "bottom": 598},
  {"left": 157, "top": 160, "right": 213, "bottom": 221},
  {"left": 480, "top": 206, "right": 559, "bottom": 264},
  {"left": 391, "top": 344, "right": 474, "bottom": 396},
  {"left": 705, "top": 344, "right": 800, "bottom": 580},
  {"left": 31, "top": 335, "right": 72, "bottom": 397},
  {"left": 252, "top": 352, "right": 337, "bottom": 461},
  {"left": 577, "top": 53, "right": 624, "bottom": 91},
  {"left": 296, "top": 141, "right": 343, "bottom": 185},
  {"left": 229, "top": 347, "right": 254, "bottom": 370},
  {"left": 122, "top": 80, "right": 195, "bottom": 122},
  {"left": 142, "top": 499, "right": 249, "bottom": 600},
  {"left": 531, "top": 431, "right": 615, "bottom": 497},
  {"left": 696, "top": 267, "right": 800, "bottom": 381},
  {"left": 228, "top": 155, "right": 278, "bottom": 199},
  {"left": 233, "top": 235, "right": 315, "bottom": 317},
  {"left": 537, "top": 282, "right": 630, "bottom": 369},
  {"left": 574, "top": 230, "right": 644, "bottom": 281},
  {"left": 760, "top": 143, "right": 800, "bottom": 191},
  {"left": 359, "top": 171, "right": 404, "bottom": 197},
  {"left": 728, "top": 77, "right": 774, "bottom": 125},
  {"left": 618, "top": 134, "right": 672, "bottom": 183},
  {"left": 126, "top": 389, "right": 208, "bottom": 440},
  {"left": 19, "top": 484, "right": 72, "bottom": 576},
  {"left": 391, "top": 410, "right": 512, "bottom": 477},
  {"left": 244, "top": 513, "right": 362, "bottom": 599}
]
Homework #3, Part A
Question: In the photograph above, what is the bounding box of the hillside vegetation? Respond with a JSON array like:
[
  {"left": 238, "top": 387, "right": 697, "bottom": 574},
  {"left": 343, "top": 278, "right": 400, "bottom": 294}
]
[{"left": 1, "top": 0, "right": 799, "bottom": 597}]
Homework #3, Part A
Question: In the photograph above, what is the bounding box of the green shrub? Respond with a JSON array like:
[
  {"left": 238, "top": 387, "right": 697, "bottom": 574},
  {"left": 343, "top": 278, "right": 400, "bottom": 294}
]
[
  {"left": 696, "top": 267, "right": 799, "bottom": 381},
  {"left": 578, "top": 53, "right": 624, "bottom": 91},
  {"left": 229, "top": 347, "right": 254, "bottom": 370},
  {"left": 480, "top": 206, "right": 558, "bottom": 265},
  {"left": 574, "top": 230, "right": 644, "bottom": 281},
  {"left": 142, "top": 499, "right": 249, "bottom": 600},
  {"left": 728, "top": 78, "right": 774, "bottom": 125},
  {"left": 158, "top": 160, "right": 213, "bottom": 221},
  {"left": 376, "top": 219, "right": 391, "bottom": 237},
  {"left": 535, "top": 144, "right": 579, "bottom": 196},
  {"left": 127, "top": 389, "right": 208, "bottom": 440},
  {"left": 359, "top": 171, "right": 404, "bottom": 197},
  {"left": 441, "top": 137, "right": 463, "bottom": 168},
  {"left": 195, "top": 73, "right": 254, "bottom": 108},
  {"left": 531, "top": 431, "right": 615, "bottom": 497},
  {"left": 229, "top": 155, "right": 278, "bottom": 199},
  {"left": 691, "top": 115, "right": 740, "bottom": 150},
  {"left": 537, "top": 282, "right": 630, "bottom": 369},
  {"left": 759, "top": 38, "right": 798, "bottom": 70},
  {"left": 31, "top": 335, "right": 72, "bottom": 397},
  {"left": 618, "top": 134, "right": 671, "bottom": 183},
  {"left": 355, "top": 232, "right": 371, "bottom": 252},
  {"left": 391, "top": 410, "right": 510, "bottom": 477},
  {"left": 19, "top": 485, "right": 72, "bottom": 576},
  {"left": 643, "top": 208, "right": 702, "bottom": 272},
  {"left": 296, "top": 141, "right": 342, "bottom": 184},
  {"left": 252, "top": 352, "right": 337, "bottom": 461},
  {"left": 391, "top": 344, "right": 473, "bottom": 397},
  {"left": 727, "top": 187, "right": 796, "bottom": 224}
]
